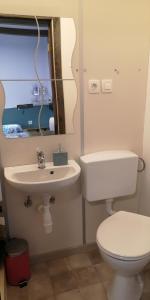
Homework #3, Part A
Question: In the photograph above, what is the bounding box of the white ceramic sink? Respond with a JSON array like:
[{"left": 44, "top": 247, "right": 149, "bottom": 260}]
[{"left": 4, "top": 160, "right": 81, "bottom": 193}]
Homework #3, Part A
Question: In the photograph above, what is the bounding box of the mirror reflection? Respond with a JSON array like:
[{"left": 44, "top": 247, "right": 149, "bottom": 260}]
[{"left": 0, "top": 16, "right": 77, "bottom": 138}]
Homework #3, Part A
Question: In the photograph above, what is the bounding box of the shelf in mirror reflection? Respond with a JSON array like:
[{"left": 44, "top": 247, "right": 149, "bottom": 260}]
[{"left": 0, "top": 78, "right": 76, "bottom": 81}]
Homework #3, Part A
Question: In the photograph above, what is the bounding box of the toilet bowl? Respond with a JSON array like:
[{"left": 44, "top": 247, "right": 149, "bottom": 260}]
[{"left": 96, "top": 211, "right": 150, "bottom": 300}]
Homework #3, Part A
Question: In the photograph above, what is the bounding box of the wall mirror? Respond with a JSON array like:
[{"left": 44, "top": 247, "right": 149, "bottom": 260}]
[{"left": 0, "top": 15, "right": 77, "bottom": 138}]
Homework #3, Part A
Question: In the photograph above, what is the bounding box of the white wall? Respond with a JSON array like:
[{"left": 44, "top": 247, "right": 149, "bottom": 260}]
[
  {"left": 60, "top": 18, "right": 75, "bottom": 79},
  {"left": 60, "top": 18, "right": 77, "bottom": 133},
  {"left": 82, "top": 0, "right": 150, "bottom": 243},
  {"left": 139, "top": 56, "right": 150, "bottom": 216},
  {"left": 63, "top": 80, "right": 77, "bottom": 133}
]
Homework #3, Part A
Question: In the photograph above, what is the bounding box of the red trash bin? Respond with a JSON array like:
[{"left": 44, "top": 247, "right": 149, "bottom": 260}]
[{"left": 5, "top": 238, "right": 31, "bottom": 287}]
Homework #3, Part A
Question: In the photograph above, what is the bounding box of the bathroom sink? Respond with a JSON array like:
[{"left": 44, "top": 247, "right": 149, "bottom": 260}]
[{"left": 4, "top": 160, "right": 81, "bottom": 193}]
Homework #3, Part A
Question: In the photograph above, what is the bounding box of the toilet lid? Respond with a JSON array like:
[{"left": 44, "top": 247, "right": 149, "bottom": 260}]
[{"left": 97, "top": 211, "right": 150, "bottom": 260}]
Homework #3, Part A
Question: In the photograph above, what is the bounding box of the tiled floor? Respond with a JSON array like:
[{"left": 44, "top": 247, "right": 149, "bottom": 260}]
[{"left": 7, "top": 248, "right": 150, "bottom": 300}]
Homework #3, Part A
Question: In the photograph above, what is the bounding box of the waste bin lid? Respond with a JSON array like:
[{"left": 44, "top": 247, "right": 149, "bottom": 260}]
[{"left": 5, "top": 238, "right": 28, "bottom": 257}]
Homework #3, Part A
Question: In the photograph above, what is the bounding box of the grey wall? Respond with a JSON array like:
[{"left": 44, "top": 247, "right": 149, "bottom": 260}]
[{"left": 0, "top": 34, "right": 52, "bottom": 108}]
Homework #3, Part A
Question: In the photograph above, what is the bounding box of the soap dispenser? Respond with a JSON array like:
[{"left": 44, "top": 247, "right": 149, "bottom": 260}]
[{"left": 53, "top": 144, "right": 68, "bottom": 166}]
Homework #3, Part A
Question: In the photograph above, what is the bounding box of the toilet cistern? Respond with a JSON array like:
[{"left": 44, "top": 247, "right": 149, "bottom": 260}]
[
  {"left": 80, "top": 150, "right": 138, "bottom": 204},
  {"left": 80, "top": 151, "right": 145, "bottom": 215}
]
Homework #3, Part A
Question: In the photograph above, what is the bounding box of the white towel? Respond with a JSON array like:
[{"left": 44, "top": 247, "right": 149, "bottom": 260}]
[{"left": 49, "top": 117, "right": 55, "bottom": 132}]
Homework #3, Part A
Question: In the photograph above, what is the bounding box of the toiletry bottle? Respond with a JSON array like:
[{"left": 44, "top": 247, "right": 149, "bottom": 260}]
[{"left": 53, "top": 144, "right": 68, "bottom": 166}]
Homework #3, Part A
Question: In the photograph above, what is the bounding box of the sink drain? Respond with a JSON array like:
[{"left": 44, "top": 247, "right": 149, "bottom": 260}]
[{"left": 50, "top": 171, "right": 54, "bottom": 175}]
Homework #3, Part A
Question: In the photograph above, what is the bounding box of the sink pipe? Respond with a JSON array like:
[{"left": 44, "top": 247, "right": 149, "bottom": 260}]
[{"left": 38, "top": 194, "right": 53, "bottom": 234}]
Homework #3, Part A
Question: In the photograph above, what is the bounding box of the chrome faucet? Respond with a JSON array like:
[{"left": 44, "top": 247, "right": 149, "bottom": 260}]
[{"left": 37, "top": 149, "right": 45, "bottom": 169}]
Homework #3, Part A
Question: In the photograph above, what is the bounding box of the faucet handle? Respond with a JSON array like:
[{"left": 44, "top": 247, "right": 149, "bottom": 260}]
[
  {"left": 36, "top": 147, "right": 43, "bottom": 154},
  {"left": 36, "top": 147, "right": 41, "bottom": 153}
]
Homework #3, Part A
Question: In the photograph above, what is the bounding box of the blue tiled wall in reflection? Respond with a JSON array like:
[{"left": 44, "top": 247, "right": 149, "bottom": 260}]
[{"left": 3, "top": 105, "right": 53, "bottom": 129}]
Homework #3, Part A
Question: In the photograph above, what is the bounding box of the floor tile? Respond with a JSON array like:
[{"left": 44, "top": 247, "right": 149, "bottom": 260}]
[
  {"left": 56, "top": 289, "right": 83, "bottom": 300},
  {"left": 80, "top": 283, "right": 107, "bottom": 300},
  {"left": 29, "top": 295, "right": 55, "bottom": 300},
  {"left": 67, "top": 253, "right": 92, "bottom": 269},
  {"left": 31, "top": 262, "right": 49, "bottom": 281},
  {"left": 29, "top": 294, "right": 55, "bottom": 300},
  {"left": 7, "top": 285, "right": 29, "bottom": 300},
  {"left": 74, "top": 266, "right": 100, "bottom": 287},
  {"left": 95, "top": 262, "right": 114, "bottom": 283},
  {"left": 31, "top": 262, "right": 48, "bottom": 273},
  {"left": 28, "top": 275, "right": 54, "bottom": 299},
  {"left": 87, "top": 248, "right": 102, "bottom": 265},
  {"left": 7, "top": 250, "right": 111, "bottom": 300},
  {"left": 51, "top": 271, "right": 78, "bottom": 294},
  {"left": 47, "top": 258, "right": 70, "bottom": 277},
  {"left": 7, "top": 284, "right": 55, "bottom": 300},
  {"left": 102, "top": 279, "right": 113, "bottom": 297}
]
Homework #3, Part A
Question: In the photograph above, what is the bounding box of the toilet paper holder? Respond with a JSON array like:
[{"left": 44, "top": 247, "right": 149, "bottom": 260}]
[{"left": 138, "top": 157, "right": 145, "bottom": 172}]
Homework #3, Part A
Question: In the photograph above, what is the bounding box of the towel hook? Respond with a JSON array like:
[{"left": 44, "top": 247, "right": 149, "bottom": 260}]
[{"left": 138, "top": 157, "right": 146, "bottom": 172}]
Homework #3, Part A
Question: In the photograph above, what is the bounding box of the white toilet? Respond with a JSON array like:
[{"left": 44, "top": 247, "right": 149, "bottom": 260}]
[{"left": 80, "top": 150, "right": 150, "bottom": 300}]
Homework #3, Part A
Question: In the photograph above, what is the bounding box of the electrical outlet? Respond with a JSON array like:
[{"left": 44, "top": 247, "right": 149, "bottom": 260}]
[{"left": 88, "top": 79, "right": 100, "bottom": 94}]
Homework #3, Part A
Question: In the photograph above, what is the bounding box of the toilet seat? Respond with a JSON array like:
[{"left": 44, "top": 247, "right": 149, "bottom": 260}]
[{"left": 97, "top": 211, "right": 150, "bottom": 261}]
